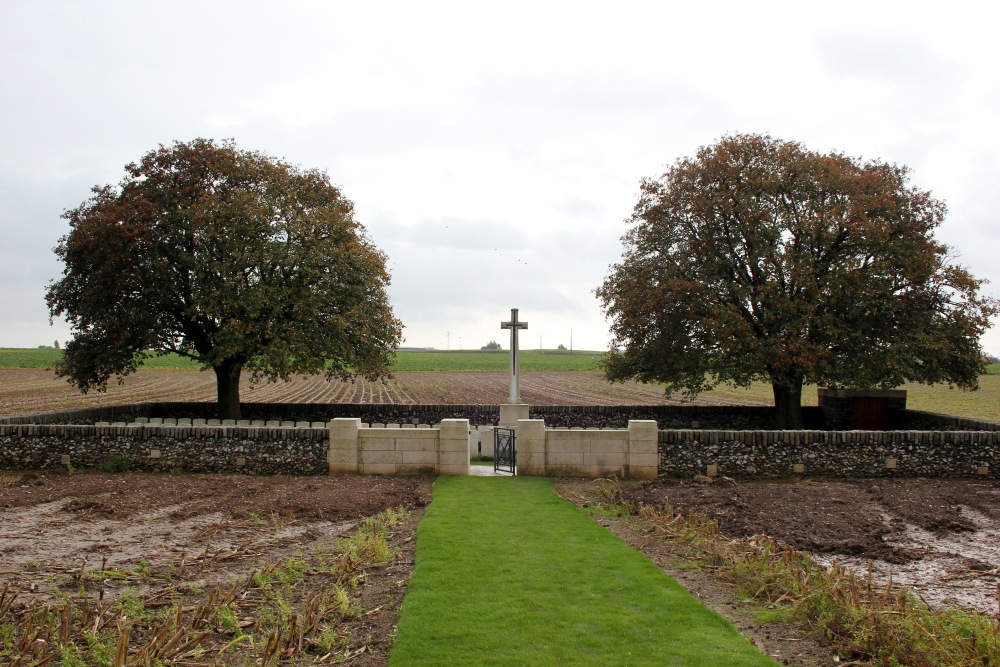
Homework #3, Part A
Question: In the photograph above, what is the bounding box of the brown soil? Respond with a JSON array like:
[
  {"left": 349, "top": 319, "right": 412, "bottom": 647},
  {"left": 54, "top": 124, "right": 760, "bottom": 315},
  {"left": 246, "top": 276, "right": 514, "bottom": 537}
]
[
  {"left": 620, "top": 477, "right": 1000, "bottom": 613},
  {"left": 0, "top": 471, "right": 432, "bottom": 666},
  {"left": 0, "top": 368, "right": 760, "bottom": 415},
  {"left": 4, "top": 471, "right": 998, "bottom": 666}
]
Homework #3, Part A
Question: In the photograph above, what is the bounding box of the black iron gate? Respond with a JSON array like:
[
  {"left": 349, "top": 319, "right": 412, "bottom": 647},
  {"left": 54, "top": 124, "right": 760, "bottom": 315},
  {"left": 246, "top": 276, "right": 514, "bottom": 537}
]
[{"left": 494, "top": 427, "right": 516, "bottom": 474}]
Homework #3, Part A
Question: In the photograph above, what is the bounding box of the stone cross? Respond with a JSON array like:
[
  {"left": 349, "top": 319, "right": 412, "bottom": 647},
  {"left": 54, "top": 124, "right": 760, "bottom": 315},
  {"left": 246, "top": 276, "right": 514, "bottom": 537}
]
[{"left": 500, "top": 308, "right": 528, "bottom": 404}]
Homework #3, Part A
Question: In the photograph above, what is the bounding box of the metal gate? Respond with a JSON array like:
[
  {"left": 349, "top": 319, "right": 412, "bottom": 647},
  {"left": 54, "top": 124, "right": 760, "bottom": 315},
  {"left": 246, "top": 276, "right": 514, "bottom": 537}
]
[{"left": 494, "top": 427, "right": 516, "bottom": 474}]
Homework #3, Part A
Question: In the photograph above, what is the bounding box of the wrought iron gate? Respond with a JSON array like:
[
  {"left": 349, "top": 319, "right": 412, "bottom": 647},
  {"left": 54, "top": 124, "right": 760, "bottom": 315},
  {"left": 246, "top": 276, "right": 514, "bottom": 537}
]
[{"left": 494, "top": 427, "right": 516, "bottom": 474}]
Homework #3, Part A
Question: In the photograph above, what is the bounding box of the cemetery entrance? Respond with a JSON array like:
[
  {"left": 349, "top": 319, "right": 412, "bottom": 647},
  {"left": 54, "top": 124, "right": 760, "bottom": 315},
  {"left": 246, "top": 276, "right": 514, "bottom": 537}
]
[{"left": 493, "top": 427, "right": 516, "bottom": 474}]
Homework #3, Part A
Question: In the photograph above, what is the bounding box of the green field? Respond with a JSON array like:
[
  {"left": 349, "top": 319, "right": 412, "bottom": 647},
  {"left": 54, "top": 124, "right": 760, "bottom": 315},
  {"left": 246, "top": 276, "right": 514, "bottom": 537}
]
[
  {"left": 4, "top": 348, "right": 994, "bottom": 375},
  {"left": 700, "top": 376, "right": 1000, "bottom": 422},
  {"left": 0, "top": 348, "right": 603, "bottom": 372},
  {"left": 390, "top": 349, "right": 603, "bottom": 371},
  {"left": 0, "top": 348, "right": 202, "bottom": 370}
]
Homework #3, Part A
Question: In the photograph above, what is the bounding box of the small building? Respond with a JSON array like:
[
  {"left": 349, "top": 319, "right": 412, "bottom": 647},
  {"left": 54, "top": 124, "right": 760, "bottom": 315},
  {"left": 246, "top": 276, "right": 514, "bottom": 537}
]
[{"left": 818, "top": 389, "right": 907, "bottom": 430}]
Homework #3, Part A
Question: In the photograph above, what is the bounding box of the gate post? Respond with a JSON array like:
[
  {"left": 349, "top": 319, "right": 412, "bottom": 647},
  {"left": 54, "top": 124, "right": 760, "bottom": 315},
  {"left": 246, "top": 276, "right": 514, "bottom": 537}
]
[
  {"left": 627, "top": 420, "right": 659, "bottom": 479},
  {"left": 329, "top": 418, "right": 360, "bottom": 474},
  {"left": 439, "top": 419, "right": 471, "bottom": 475},
  {"left": 515, "top": 419, "right": 546, "bottom": 476}
]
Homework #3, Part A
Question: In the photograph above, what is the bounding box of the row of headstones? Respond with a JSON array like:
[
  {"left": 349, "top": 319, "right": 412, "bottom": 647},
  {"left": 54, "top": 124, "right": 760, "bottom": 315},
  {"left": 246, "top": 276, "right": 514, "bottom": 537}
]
[
  {"left": 91, "top": 419, "right": 447, "bottom": 429},
  {"left": 91, "top": 419, "right": 630, "bottom": 432},
  {"left": 92, "top": 419, "right": 466, "bottom": 429},
  {"left": 94, "top": 418, "right": 328, "bottom": 428}
]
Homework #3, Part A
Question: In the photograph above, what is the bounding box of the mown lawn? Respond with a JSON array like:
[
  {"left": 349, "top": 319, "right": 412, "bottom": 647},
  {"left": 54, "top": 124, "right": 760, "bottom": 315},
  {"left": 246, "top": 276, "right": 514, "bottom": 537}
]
[{"left": 390, "top": 476, "right": 777, "bottom": 667}]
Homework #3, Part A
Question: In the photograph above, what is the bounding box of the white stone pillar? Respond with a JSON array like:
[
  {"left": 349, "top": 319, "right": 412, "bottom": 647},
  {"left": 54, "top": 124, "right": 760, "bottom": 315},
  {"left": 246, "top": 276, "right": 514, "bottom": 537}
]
[
  {"left": 438, "top": 419, "right": 471, "bottom": 475},
  {"left": 627, "top": 420, "right": 659, "bottom": 479},
  {"left": 328, "top": 418, "right": 360, "bottom": 474},
  {"left": 516, "top": 419, "right": 546, "bottom": 476}
]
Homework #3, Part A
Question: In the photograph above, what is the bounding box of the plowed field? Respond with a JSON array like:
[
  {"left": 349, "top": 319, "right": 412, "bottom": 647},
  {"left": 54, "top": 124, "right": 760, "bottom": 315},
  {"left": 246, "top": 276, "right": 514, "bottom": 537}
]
[{"left": 0, "top": 369, "right": 754, "bottom": 416}]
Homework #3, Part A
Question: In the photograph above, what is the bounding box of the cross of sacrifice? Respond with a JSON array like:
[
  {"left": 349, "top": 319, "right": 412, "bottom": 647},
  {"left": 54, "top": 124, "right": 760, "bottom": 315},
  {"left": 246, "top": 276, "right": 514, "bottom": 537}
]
[{"left": 500, "top": 308, "right": 528, "bottom": 404}]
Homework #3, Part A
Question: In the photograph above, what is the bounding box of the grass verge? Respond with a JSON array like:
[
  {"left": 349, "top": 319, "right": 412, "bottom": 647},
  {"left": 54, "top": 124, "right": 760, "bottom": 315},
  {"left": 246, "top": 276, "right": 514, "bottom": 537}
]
[{"left": 389, "top": 476, "right": 777, "bottom": 666}]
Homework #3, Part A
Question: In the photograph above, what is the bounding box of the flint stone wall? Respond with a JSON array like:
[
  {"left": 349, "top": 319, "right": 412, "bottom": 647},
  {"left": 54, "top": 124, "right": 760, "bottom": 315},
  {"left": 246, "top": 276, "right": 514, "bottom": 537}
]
[
  {"left": 4, "top": 404, "right": 999, "bottom": 479},
  {"left": 0, "top": 424, "right": 327, "bottom": 475},
  {"left": 659, "top": 429, "right": 999, "bottom": 479}
]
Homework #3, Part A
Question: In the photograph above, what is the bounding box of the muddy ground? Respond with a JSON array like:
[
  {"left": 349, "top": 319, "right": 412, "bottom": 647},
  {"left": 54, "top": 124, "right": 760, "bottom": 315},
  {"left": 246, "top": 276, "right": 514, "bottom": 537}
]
[
  {"left": 619, "top": 477, "right": 1000, "bottom": 614},
  {"left": 1, "top": 472, "right": 998, "bottom": 666},
  {"left": 0, "top": 471, "right": 433, "bottom": 666}
]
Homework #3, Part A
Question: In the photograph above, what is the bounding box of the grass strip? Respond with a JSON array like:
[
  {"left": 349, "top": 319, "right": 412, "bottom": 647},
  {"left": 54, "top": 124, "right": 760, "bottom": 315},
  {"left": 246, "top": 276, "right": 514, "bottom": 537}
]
[{"left": 390, "top": 476, "right": 777, "bottom": 666}]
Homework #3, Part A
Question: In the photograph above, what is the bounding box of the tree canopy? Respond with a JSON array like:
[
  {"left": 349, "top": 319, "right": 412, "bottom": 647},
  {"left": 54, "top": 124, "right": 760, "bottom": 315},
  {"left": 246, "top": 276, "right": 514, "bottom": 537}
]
[
  {"left": 597, "top": 134, "right": 999, "bottom": 428},
  {"left": 47, "top": 138, "right": 403, "bottom": 419}
]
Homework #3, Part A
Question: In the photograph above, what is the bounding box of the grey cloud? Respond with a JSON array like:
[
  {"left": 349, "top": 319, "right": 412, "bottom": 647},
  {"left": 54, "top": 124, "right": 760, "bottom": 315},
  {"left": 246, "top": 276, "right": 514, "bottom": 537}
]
[
  {"left": 815, "top": 30, "right": 957, "bottom": 86},
  {"left": 371, "top": 216, "right": 528, "bottom": 253}
]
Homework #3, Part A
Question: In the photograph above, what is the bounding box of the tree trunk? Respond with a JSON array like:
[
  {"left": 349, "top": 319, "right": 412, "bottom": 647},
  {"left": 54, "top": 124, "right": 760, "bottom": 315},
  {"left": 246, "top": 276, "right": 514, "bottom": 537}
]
[
  {"left": 214, "top": 360, "right": 243, "bottom": 420},
  {"left": 772, "top": 379, "right": 805, "bottom": 429}
]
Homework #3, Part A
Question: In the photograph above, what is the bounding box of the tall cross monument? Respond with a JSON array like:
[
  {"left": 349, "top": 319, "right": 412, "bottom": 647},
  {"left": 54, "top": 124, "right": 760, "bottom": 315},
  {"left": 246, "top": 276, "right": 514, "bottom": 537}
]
[{"left": 500, "top": 308, "right": 528, "bottom": 404}]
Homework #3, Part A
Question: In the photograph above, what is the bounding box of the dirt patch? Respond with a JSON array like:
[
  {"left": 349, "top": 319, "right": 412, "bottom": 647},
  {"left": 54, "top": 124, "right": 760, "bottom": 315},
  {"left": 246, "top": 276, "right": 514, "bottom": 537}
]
[
  {"left": 5, "top": 471, "right": 998, "bottom": 666},
  {"left": 0, "top": 471, "right": 432, "bottom": 666},
  {"left": 619, "top": 477, "right": 1000, "bottom": 615},
  {"left": 0, "top": 470, "right": 427, "bottom": 520}
]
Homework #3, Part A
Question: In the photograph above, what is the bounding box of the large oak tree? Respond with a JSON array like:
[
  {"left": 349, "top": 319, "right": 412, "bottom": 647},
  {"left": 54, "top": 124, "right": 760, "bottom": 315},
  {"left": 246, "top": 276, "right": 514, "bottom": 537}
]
[
  {"left": 597, "top": 134, "right": 998, "bottom": 428},
  {"left": 47, "top": 139, "right": 403, "bottom": 419}
]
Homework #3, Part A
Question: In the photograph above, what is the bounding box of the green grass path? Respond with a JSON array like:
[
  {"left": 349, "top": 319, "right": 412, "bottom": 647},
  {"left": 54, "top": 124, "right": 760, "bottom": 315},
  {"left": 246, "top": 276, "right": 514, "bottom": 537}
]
[{"left": 390, "top": 477, "right": 777, "bottom": 666}]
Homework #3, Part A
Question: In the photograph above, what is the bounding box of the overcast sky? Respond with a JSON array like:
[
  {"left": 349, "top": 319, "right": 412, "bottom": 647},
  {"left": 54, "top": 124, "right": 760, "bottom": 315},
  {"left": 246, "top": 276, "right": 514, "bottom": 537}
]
[{"left": 2, "top": 0, "right": 999, "bottom": 356}]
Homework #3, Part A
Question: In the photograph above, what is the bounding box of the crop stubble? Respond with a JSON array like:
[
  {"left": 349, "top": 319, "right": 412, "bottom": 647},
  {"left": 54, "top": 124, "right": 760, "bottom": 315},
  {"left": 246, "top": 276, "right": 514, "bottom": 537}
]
[{"left": 0, "top": 369, "right": 725, "bottom": 416}]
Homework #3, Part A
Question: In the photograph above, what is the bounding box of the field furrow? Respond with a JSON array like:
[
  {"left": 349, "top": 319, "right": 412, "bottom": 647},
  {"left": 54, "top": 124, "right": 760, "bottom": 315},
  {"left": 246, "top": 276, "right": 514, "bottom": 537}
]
[
  {"left": 334, "top": 380, "right": 359, "bottom": 403},
  {"left": 5, "top": 368, "right": 998, "bottom": 421},
  {"left": 387, "top": 379, "right": 415, "bottom": 403}
]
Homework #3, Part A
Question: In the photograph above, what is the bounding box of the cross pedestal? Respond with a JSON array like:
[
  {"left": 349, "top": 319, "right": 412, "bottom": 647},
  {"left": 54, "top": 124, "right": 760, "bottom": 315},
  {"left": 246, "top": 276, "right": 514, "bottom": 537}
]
[{"left": 500, "top": 308, "right": 530, "bottom": 427}]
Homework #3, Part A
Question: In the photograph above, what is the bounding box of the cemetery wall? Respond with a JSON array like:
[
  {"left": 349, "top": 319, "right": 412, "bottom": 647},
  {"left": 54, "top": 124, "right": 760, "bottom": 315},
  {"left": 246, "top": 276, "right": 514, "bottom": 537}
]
[
  {"left": 658, "top": 429, "right": 999, "bottom": 479},
  {"left": 515, "top": 420, "right": 658, "bottom": 479},
  {"left": 0, "top": 423, "right": 328, "bottom": 475},
  {"left": 329, "top": 419, "right": 470, "bottom": 476},
  {"left": 3, "top": 406, "right": 998, "bottom": 479}
]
